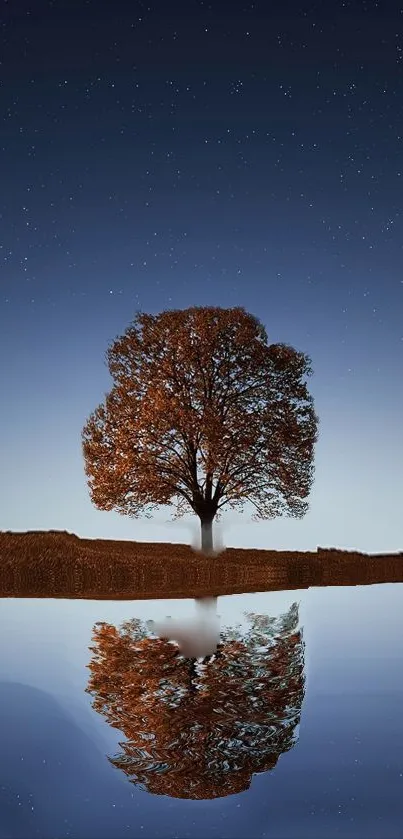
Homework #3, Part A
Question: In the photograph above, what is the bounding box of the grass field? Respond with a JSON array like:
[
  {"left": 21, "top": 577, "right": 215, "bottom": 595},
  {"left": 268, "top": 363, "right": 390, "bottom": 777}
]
[{"left": 0, "top": 530, "right": 402, "bottom": 599}]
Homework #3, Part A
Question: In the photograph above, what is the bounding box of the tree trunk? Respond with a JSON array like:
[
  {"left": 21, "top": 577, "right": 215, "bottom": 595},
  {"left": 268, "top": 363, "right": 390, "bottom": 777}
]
[
  {"left": 200, "top": 518, "right": 214, "bottom": 555},
  {"left": 189, "top": 658, "right": 198, "bottom": 693},
  {"left": 195, "top": 595, "right": 218, "bottom": 609}
]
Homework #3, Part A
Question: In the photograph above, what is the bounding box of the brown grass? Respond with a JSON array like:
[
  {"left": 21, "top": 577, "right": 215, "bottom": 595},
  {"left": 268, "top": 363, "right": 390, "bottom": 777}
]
[{"left": 0, "top": 530, "right": 402, "bottom": 600}]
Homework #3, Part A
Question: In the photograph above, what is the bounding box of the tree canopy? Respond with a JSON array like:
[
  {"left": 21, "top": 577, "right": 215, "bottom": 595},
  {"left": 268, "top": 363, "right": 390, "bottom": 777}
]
[{"left": 82, "top": 305, "right": 318, "bottom": 552}]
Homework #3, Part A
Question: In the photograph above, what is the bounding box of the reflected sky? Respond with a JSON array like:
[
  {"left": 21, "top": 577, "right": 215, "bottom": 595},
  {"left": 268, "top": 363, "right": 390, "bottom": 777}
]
[{"left": 0, "top": 584, "right": 402, "bottom": 838}]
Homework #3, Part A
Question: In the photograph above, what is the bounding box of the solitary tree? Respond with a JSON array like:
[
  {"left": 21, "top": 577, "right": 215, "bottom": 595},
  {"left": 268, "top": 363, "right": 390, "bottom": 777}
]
[{"left": 82, "top": 306, "right": 318, "bottom": 554}]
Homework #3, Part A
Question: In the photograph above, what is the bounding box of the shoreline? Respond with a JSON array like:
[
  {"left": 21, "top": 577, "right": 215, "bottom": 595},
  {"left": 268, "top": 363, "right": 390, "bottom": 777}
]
[{"left": 0, "top": 530, "right": 402, "bottom": 600}]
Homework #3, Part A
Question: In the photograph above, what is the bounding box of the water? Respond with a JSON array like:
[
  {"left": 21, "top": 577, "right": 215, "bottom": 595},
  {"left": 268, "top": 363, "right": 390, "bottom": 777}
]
[{"left": 0, "top": 583, "right": 402, "bottom": 838}]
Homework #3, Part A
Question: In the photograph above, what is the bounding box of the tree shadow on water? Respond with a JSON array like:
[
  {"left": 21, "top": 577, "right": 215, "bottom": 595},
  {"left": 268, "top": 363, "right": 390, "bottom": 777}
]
[{"left": 86, "top": 602, "right": 305, "bottom": 800}]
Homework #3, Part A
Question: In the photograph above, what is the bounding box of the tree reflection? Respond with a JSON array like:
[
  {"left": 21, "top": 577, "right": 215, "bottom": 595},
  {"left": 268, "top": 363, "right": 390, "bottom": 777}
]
[{"left": 86, "top": 603, "right": 305, "bottom": 799}]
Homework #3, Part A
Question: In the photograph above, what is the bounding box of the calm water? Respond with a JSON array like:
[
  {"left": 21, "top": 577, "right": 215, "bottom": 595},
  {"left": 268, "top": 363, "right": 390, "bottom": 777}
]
[{"left": 0, "top": 583, "right": 402, "bottom": 839}]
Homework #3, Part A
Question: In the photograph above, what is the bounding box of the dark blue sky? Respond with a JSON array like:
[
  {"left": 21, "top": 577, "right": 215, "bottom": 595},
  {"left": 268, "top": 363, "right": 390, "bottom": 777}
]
[{"left": 1, "top": 0, "right": 402, "bottom": 551}]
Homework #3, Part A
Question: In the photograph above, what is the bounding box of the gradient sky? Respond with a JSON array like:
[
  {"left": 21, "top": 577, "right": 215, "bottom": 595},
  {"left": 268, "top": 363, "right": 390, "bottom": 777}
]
[{"left": 1, "top": 0, "right": 402, "bottom": 552}]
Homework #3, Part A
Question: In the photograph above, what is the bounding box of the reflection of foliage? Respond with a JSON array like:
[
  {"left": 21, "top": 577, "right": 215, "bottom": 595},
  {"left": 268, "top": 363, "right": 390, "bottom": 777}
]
[{"left": 86, "top": 603, "right": 305, "bottom": 799}]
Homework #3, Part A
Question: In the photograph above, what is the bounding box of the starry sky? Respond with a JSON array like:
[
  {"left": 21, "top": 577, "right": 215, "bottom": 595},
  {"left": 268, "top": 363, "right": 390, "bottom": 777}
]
[{"left": 1, "top": 0, "right": 402, "bottom": 553}]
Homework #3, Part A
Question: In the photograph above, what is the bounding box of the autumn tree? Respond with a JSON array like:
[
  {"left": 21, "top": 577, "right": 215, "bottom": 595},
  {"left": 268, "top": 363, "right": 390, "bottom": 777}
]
[
  {"left": 82, "top": 306, "right": 318, "bottom": 554},
  {"left": 86, "top": 604, "right": 305, "bottom": 799}
]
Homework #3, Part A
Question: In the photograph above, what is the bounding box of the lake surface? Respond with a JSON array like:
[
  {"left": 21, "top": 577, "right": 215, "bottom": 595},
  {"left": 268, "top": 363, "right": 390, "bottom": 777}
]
[{"left": 1, "top": 583, "right": 402, "bottom": 838}]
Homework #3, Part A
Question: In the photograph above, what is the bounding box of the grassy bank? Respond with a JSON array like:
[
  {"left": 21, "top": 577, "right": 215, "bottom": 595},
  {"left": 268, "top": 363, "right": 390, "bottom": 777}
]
[{"left": 0, "top": 530, "right": 402, "bottom": 599}]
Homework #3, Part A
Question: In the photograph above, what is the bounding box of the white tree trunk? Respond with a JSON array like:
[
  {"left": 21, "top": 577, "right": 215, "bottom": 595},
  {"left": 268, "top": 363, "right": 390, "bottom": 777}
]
[{"left": 200, "top": 519, "right": 214, "bottom": 555}]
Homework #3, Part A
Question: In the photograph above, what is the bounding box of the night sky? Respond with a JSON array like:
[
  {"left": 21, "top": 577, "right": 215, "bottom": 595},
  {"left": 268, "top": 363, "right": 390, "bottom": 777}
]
[{"left": 1, "top": 0, "right": 402, "bottom": 552}]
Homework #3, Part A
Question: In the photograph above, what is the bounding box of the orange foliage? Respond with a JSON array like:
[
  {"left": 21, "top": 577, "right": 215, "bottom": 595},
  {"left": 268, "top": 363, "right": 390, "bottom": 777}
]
[
  {"left": 86, "top": 605, "right": 305, "bottom": 799},
  {"left": 81, "top": 306, "right": 318, "bottom": 533}
]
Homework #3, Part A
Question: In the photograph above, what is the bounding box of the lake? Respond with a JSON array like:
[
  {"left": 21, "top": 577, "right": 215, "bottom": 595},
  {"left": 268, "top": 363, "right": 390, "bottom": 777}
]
[{"left": 1, "top": 582, "right": 402, "bottom": 838}]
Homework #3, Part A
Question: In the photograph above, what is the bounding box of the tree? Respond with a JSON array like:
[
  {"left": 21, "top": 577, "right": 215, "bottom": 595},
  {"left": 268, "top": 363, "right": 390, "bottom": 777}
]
[
  {"left": 82, "top": 306, "right": 318, "bottom": 554},
  {"left": 86, "top": 603, "right": 305, "bottom": 799}
]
